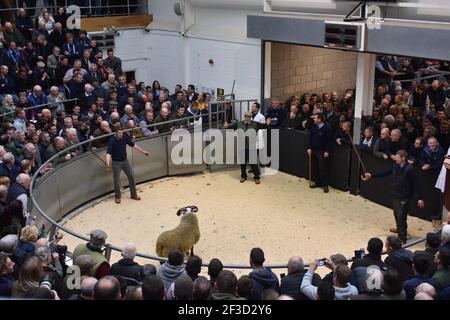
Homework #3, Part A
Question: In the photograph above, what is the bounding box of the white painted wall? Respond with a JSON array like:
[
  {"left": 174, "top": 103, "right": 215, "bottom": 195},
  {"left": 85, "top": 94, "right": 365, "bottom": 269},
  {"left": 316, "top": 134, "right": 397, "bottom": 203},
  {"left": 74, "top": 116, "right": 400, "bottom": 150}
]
[{"left": 110, "top": 0, "right": 262, "bottom": 101}]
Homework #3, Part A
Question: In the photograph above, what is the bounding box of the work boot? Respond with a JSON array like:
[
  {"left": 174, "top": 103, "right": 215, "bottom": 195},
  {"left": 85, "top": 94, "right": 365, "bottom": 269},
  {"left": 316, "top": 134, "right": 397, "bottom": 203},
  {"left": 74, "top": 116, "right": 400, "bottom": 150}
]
[
  {"left": 389, "top": 227, "right": 397, "bottom": 233},
  {"left": 240, "top": 177, "right": 247, "bottom": 183},
  {"left": 323, "top": 186, "right": 329, "bottom": 193},
  {"left": 310, "top": 183, "right": 320, "bottom": 189},
  {"left": 131, "top": 196, "right": 141, "bottom": 201},
  {"left": 255, "top": 178, "right": 261, "bottom": 185},
  {"left": 115, "top": 198, "right": 121, "bottom": 204}
]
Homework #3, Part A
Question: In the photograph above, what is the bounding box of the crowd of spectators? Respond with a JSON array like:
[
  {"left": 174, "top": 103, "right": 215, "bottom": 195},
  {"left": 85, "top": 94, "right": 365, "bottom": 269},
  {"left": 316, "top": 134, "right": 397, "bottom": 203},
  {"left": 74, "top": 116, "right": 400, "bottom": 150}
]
[
  {"left": 0, "top": 4, "right": 449, "bottom": 301},
  {"left": 264, "top": 56, "right": 450, "bottom": 174},
  {"left": 0, "top": 224, "right": 449, "bottom": 300},
  {"left": 0, "top": 5, "right": 223, "bottom": 226}
]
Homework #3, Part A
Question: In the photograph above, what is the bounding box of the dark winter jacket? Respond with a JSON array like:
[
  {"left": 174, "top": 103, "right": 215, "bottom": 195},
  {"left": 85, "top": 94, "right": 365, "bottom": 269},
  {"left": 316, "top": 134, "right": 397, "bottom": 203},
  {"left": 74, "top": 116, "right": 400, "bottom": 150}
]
[
  {"left": 385, "top": 248, "right": 415, "bottom": 282},
  {"left": 157, "top": 262, "right": 185, "bottom": 290},
  {"left": 249, "top": 267, "right": 280, "bottom": 300}
]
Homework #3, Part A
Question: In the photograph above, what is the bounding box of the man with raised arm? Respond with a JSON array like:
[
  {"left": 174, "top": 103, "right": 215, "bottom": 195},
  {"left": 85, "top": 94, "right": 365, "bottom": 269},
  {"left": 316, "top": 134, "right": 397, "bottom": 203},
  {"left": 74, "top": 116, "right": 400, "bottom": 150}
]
[
  {"left": 362, "top": 150, "right": 425, "bottom": 243},
  {"left": 106, "top": 126, "right": 150, "bottom": 204}
]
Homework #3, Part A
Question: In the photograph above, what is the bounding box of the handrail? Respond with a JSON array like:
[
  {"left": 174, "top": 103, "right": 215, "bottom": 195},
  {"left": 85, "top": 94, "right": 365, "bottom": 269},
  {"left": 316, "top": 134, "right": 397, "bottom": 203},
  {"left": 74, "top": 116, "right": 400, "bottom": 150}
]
[
  {"left": 29, "top": 99, "right": 432, "bottom": 269},
  {"left": 29, "top": 99, "right": 256, "bottom": 266},
  {"left": 0, "top": 98, "right": 78, "bottom": 121},
  {"left": 4, "top": 1, "right": 148, "bottom": 18}
]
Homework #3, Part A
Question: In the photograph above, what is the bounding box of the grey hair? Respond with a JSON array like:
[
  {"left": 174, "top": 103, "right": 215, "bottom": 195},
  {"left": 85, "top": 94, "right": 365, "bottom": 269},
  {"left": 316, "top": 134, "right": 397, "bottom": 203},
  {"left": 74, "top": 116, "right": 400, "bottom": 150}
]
[
  {"left": 330, "top": 253, "right": 347, "bottom": 266},
  {"left": 14, "top": 130, "right": 25, "bottom": 140},
  {"left": 80, "top": 277, "right": 98, "bottom": 297},
  {"left": 34, "top": 237, "right": 49, "bottom": 249},
  {"left": 121, "top": 242, "right": 137, "bottom": 260},
  {"left": 16, "top": 173, "right": 30, "bottom": 187},
  {"left": 54, "top": 136, "right": 65, "bottom": 144},
  {"left": 2, "top": 152, "right": 14, "bottom": 164},
  {"left": 0, "top": 234, "right": 19, "bottom": 253},
  {"left": 288, "top": 256, "right": 304, "bottom": 273},
  {"left": 66, "top": 128, "right": 77, "bottom": 136},
  {"left": 35, "top": 246, "right": 52, "bottom": 263},
  {"left": 124, "top": 104, "right": 133, "bottom": 112}
]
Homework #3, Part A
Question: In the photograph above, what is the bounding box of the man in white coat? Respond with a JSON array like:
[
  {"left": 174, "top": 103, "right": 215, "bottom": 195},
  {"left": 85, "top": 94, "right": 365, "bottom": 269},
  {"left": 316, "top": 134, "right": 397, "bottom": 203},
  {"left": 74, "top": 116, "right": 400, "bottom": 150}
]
[
  {"left": 250, "top": 102, "right": 266, "bottom": 171},
  {"left": 435, "top": 147, "right": 450, "bottom": 224}
]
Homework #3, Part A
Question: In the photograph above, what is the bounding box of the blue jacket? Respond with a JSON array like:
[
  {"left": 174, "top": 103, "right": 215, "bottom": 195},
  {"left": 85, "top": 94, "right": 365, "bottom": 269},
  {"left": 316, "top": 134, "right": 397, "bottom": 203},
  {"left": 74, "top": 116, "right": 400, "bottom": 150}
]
[
  {"left": 307, "top": 122, "right": 333, "bottom": 152},
  {"left": 15, "top": 15, "right": 33, "bottom": 35},
  {"left": 14, "top": 240, "right": 35, "bottom": 267},
  {"left": 67, "top": 80, "right": 85, "bottom": 100},
  {"left": 0, "top": 162, "right": 20, "bottom": 182},
  {"left": 27, "top": 93, "right": 47, "bottom": 113},
  {"left": 249, "top": 268, "right": 280, "bottom": 300},
  {"left": 419, "top": 145, "right": 445, "bottom": 170},
  {"left": 0, "top": 74, "right": 16, "bottom": 95},
  {"left": 265, "top": 107, "right": 285, "bottom": 128},
  {"left": 403, "top": 275, "right": 433, "bottom": 300},
  {"left": 438, "top": 285, "right": 450, "bottom": 300},
  {"left": 0, "top": 275, "right": 15, "bottom": 297}
]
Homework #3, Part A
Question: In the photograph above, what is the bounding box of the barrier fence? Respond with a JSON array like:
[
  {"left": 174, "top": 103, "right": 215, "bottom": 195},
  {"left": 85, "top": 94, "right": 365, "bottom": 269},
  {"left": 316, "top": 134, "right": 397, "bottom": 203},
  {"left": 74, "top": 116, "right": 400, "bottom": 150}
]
[
  {"left": 359, "top": 152, "right": 442, "bottom": 221},
  {"left": 25, "top": 99, "right": 440, "bottom": 269},
  {"left": 0, "top": 1, "right": 148, "bottom": 18},
  {"left": 0, "top": 98, "right": 79, "bottom": 124}
]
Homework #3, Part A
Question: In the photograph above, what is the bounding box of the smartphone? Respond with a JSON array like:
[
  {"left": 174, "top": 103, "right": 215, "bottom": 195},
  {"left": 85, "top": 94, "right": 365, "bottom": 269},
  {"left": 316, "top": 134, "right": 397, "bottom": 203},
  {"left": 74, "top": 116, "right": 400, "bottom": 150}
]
[
  {"left": 354, "top": 249, "right": 365, "bottom": 260},
  {"left": 317, "top": 258, "right": 327, "bottom": 266}
]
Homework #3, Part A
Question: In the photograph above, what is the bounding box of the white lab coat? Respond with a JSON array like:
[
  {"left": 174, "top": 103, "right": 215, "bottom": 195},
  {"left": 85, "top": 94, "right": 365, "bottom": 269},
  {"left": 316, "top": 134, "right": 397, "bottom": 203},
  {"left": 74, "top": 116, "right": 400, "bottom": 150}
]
[
  {"left": 436, "top": 147, "right": 450, "bottom": 193},
  {"left": 253, "top": 112, "right": 266, "bottom": 150}
]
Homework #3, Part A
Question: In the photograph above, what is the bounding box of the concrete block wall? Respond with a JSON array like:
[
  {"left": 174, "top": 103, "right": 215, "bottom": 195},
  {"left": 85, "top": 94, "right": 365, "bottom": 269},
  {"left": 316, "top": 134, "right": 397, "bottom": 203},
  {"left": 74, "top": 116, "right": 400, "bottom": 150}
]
[{"left": 271, "top": 43, "right": 357, "bottom": 100}]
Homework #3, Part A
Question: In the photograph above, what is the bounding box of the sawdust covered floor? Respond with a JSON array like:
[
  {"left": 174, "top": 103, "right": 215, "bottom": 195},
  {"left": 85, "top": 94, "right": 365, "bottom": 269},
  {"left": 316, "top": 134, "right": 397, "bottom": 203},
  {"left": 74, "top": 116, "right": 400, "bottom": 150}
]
[{"left": 60, "top": 168, "right": 432, "bottom": 278}]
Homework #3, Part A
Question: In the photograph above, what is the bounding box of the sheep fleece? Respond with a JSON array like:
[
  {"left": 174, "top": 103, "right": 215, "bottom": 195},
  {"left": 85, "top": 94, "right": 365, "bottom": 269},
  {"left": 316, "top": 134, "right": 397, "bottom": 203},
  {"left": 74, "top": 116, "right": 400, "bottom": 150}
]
[{"left": 155, "top": 213, "right": 200, "bottom": 257}]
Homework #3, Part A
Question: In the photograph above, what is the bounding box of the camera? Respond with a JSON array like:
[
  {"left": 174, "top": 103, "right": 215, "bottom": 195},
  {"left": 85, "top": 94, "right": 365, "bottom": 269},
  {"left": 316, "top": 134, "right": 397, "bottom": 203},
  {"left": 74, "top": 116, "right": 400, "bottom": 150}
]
[
  {"left": 317, "top": 258, "right": 327, "bottom": 267},
  {"left": 40, "top": 275, "right": 54, "bottom": 291},
  {"left": 354, "top": 248, "right": 365, "bottom": 260}
]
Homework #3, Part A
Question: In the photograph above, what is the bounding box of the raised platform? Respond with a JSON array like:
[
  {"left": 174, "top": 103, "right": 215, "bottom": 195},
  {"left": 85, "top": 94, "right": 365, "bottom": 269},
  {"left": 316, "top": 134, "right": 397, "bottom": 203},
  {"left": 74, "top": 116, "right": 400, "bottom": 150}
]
[{"left": 80, "top": 14, "right": 152, "bottom": 32}]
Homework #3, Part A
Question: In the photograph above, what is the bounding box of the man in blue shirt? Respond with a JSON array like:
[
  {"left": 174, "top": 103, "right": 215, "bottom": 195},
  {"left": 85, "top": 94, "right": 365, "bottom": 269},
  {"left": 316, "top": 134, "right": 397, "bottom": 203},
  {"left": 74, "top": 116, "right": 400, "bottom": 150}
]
[
  {"left": 362, "top": 150, "right": 425, "bottom": 243},
  {"left": 307, "top": 113, "right": 333, "bottom": 193},
  {"left": 106, "top": 126, "right": 150, "bottom": 204}
]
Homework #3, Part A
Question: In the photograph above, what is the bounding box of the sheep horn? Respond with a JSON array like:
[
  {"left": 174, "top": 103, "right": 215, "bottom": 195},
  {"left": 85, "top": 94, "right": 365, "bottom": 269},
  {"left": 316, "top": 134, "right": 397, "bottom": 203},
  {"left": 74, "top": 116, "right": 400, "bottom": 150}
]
[{"left": 177, "top": 208, "right": 185, "bottom": 216}]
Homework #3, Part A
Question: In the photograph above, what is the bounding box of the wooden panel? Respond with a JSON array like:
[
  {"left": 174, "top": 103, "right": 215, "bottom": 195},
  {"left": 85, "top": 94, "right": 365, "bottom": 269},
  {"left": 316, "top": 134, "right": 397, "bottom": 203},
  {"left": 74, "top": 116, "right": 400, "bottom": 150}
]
[{"left": 80, "top": 14, "right": 152, "bottom": 32}]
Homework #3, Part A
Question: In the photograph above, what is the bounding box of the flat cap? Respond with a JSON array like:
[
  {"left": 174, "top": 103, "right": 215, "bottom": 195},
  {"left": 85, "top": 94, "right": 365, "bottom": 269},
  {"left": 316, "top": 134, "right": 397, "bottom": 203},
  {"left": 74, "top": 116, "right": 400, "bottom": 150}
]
[{"left": 89, "top": 229, "right": 107, "bottom": 248}]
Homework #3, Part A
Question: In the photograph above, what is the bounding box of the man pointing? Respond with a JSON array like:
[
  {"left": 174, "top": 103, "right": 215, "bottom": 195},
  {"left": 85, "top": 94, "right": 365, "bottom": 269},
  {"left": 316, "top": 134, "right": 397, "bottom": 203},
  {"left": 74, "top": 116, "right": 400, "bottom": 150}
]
[
  {"left": 106, "top": 126, "right": 150, "bottom": 204},
  {"left": 362, "top": 150, "right": 425, "bottom": 243}
]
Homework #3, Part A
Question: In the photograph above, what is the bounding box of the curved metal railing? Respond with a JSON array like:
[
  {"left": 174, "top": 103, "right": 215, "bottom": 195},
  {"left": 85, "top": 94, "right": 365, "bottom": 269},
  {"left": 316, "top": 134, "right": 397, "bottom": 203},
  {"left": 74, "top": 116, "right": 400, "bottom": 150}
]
[
  {"left": 29, "top": 99, "right": 262, "bottom": 267},
  {"left": 28, "top": 99, "right": 433, "bottom": 269},
  {"left": 0, "top": 98, "right": 79, "bottom": 123}
]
